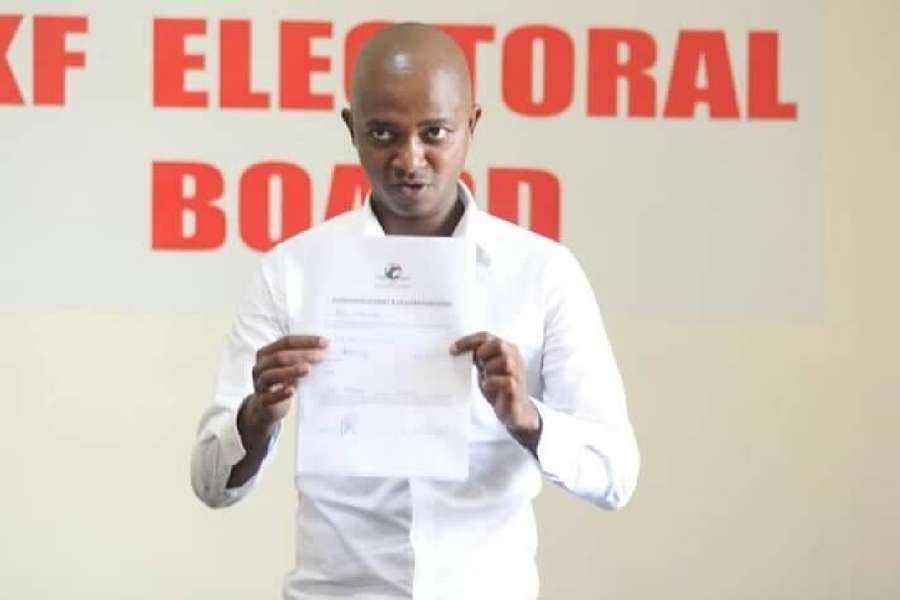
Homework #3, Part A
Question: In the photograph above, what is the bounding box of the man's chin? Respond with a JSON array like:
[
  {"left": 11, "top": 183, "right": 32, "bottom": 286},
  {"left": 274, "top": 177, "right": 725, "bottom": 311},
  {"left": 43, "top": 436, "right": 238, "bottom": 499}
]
[{"left": 377, "top": 188, "right": 438, "bottom": 218}]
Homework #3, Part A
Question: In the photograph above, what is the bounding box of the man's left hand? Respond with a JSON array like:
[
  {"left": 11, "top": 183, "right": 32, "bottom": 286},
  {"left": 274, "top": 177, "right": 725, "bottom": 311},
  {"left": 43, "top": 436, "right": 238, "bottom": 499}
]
[{"left": 450, "top": 332, "right": 542, "bottom": 448}]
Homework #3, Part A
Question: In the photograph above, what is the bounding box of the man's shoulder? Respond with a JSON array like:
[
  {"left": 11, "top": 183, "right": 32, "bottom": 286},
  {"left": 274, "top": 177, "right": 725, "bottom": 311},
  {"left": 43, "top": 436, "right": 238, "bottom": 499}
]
[
  {"left": 270, "top": 208, "right": 361, "bottom": 257},
  {"left": 476, "top": 209, "right": 568, "bottom": 262}
]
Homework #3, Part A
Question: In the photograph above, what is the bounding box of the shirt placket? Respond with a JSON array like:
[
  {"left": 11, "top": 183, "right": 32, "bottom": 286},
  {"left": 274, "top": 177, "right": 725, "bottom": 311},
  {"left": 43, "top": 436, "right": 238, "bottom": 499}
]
[{"left": 409, "top": 478, "right": 438, "bottom": 599}]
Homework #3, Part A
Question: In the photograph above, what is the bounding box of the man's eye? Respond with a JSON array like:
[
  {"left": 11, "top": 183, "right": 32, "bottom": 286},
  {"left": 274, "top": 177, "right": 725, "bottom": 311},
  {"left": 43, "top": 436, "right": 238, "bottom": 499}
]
[
  {"left": 424, "top": 127, "right": 449, "bottom": 142},
  {"left": 369, "top": 129, "right": 393, "bottom": 142}
]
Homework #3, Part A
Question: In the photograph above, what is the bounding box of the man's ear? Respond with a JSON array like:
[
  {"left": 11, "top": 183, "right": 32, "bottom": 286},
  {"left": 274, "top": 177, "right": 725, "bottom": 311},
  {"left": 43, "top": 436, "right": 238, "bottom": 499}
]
[
  {"left": 341, "top": 108, "right": 357, "bottom": 147},
  {"left": 468, "top": 104, "right": 482, "bottom": 137}
]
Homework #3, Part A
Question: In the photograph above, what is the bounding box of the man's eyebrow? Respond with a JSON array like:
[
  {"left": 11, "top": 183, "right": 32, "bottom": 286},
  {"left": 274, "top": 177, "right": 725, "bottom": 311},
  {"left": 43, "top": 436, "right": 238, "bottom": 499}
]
[
  {"left": 363, "top": 119, "right": 398, "bottom": 128},
  {"left": 363, "top": 117, "right": 454, "bottom": 128},
  {"left": 418, "top": 117, "right": 453, "bottom": 127}
]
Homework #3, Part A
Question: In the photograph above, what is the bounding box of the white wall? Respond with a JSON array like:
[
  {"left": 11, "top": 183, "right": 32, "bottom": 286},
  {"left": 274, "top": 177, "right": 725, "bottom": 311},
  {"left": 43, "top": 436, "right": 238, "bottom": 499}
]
[{"left": 1, "top": 1, "right": 897, "bottom": 598}]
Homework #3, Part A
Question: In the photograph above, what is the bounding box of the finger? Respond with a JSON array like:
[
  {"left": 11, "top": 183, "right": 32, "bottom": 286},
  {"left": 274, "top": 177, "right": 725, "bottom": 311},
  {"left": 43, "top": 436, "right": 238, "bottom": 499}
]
[
  {"left": 255, "top": 363, "right": 310, "bottom": 392},
  {"left": 449, "top": 332, "right": 491, "bottom": 355},
  {"left": 255, "top": 383, "right": 296, "bottom": 407},
  {"left": 482, "top": 353, "right": 516, "bottom": 376},
  {"left": 257, "top": 335, "right": 329, "bottom": 357},
  {"left": 474, "top": 338, "right": 504, "bottom": 365},
  {"left": 479, "top": 375, "right": 518, "bottom": 407},
  {"left": 254, "top": 349, "right": 327, "bottom": 377},
  {"left": 481, "top": 374, "right": 516, "bottom": 394}
]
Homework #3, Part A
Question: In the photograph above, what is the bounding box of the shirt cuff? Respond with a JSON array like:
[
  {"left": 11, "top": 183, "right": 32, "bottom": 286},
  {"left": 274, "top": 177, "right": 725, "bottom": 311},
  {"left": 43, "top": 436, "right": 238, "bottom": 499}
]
[
  {"left": 219, "top": 404, "right": 249, "bottom": 467},
  {"left": 195, "top": 400, "right": 279, "bottom": 506},
  {"left": 218, "top": 405, "right": 256, "bottom": 501},
  {"left": 531, "top": 399, "right": 585, "bottom": 491},
  {"left": 223, "top": 406, "right": 283, "bottom": 497}
]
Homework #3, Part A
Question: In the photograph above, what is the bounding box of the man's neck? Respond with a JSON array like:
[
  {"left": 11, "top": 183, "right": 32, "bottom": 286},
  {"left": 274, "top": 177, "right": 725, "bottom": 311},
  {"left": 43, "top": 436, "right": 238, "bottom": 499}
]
[{"left": 372, "top": 193, "right": 465, "bottom": 237}]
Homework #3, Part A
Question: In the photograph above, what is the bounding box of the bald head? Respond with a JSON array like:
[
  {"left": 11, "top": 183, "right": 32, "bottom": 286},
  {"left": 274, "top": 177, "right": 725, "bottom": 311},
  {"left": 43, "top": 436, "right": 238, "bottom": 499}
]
[
  {"left": 350, "top": 23, "right": 473, "bottom": 108},
  {"left": 340, "top": 22, "right": 481, "bottom": 236}
]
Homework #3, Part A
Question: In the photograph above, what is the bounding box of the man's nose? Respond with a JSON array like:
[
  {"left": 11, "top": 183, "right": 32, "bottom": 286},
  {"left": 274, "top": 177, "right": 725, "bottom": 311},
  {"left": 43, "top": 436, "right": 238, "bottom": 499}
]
[{"left": 393, "top": 136, "right": 427, "bottom": 177}]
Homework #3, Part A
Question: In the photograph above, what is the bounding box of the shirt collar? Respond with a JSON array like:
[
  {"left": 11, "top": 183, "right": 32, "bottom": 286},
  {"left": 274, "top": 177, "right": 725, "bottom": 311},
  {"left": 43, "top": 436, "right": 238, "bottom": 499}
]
[{"left": 358, "top": 180, "right": 494, "bottom": 267}]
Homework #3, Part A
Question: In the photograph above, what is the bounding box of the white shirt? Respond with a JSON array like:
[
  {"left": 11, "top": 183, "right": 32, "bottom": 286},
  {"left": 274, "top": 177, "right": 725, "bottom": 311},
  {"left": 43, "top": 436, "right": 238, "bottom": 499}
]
[{"left": 191, "top": 183, "right": 639, "bottom": 600}]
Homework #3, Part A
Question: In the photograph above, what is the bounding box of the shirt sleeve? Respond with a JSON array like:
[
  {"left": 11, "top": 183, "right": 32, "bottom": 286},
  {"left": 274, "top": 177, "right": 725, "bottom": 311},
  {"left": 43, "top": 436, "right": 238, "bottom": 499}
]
[
  {"left": 190, "top": 250, "right": 288, "bottom": 508},
  {"left": 533, "top": 246, "right": 640, "bottom": 510}
]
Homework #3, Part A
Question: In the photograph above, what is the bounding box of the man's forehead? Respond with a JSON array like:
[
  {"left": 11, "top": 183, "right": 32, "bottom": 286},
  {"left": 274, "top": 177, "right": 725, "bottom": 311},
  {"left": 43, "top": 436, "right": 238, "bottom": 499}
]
[
  {"left": 354, "top": 67, "right": 467, "bottom": 120},
  {"left": 350, "top": 23, "right": 473, "bottom": 110}
]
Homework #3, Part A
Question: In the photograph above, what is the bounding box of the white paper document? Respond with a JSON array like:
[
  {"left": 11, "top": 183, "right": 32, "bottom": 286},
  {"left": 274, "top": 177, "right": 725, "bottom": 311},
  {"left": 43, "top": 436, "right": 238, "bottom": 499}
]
[{"left": 294, "top": 235, "right": 476, "bottom": 480}]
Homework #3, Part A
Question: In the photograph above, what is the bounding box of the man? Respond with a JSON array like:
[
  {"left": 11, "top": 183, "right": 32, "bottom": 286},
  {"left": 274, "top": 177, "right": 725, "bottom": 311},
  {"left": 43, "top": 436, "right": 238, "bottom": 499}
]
[{"left": 192, "top": 22, "right": 639, "bottom": 600}]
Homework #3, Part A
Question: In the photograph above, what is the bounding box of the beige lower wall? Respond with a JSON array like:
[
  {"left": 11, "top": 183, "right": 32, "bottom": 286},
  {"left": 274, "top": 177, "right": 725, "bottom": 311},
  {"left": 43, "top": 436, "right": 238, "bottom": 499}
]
[{"left": 1, "top": 1, "right": 898, "bottom": 598}]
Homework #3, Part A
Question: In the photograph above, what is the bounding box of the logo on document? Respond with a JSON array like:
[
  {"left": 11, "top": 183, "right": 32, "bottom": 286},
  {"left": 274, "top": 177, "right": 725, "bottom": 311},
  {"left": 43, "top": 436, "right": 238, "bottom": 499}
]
[
  {"left": 377, "top": 262, "right": 410, "bottom": 288},
  {"left": 383, "top": 263, "right": 405, "bottom": 281}
]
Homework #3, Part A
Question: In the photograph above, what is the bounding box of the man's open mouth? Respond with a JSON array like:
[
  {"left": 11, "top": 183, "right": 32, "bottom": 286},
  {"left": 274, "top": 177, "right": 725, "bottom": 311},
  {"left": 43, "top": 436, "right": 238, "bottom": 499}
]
[{"left": 391, "top": 182, "right": 429, "bottom": 195}]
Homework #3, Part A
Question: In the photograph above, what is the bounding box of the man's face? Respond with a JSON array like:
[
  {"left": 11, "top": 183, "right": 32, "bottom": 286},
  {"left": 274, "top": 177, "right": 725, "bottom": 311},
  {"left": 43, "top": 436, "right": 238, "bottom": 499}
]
[{"left": 343, "top": 63, "right": 479, "bottom": 221}]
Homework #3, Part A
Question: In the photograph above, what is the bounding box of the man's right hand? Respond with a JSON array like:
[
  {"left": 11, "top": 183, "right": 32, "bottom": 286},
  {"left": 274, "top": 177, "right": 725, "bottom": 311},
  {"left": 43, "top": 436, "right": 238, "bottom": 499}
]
[
  {"left": 229, "top": 334, "right": 330, "bottom": 488},
  {"left": 238, "top": 335, "right": 330, "bottom": 444}
]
